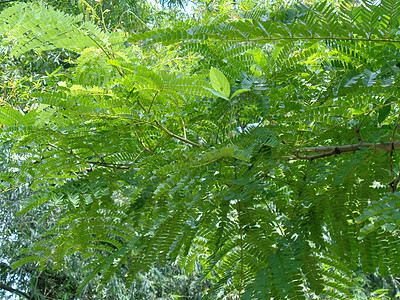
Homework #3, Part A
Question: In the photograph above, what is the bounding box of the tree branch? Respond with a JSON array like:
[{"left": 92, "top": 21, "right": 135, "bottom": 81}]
[
  {"left": 154, "top": 121, "right": 203, "bottom": 148},
  {"left": 295, "top": 141, "right": 400, "bottom": 160},
  {"left": 0, "top": 282, "right": 32, "bottom": 300},
  {"left": 46, "top": 143, "right": 131, "bottom": 170},
  {"left": 294, "top": 150, "right": 336, "bottom": 160}
]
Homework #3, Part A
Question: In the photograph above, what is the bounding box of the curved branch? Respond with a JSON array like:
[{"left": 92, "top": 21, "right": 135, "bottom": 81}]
[
  {"left": 295, "top": 150, "right": 336, "bottom": 161},
  {"left": 154, "top": 121, "right": 203, "bottom": 147},
  {"left": 0, "top": 282, "right": 32, "bottom": 299}
]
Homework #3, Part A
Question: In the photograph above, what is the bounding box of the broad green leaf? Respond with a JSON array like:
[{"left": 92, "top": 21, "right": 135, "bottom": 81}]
[
  {"left": 378, "top": 105, "right": 391, "bottom": 124},
  {"left": 378, "top": 96, "right": 395, "bottom": 123},
  {"left": 210, "top": 67, "right": 230, "bottom": 99},
  {"left": 230, "top": 89, "right": 249, "bottom": 100}
]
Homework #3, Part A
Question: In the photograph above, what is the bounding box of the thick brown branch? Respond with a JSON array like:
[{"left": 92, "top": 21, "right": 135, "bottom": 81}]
[
  {"left": 154, "top": 121, "right": 203, "bottom": 148},
  {"left": 0, "top": 282, "right": 32, "bottom": 299},
  {"left": 295, "top": 141, "right": 400, "bottom": 160}
]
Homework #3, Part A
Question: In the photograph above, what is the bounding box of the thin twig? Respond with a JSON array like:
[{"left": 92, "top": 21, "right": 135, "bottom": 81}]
[
  {"left": 134, "top": 130, "right": 152, "bottom": 153},
  {"left": 236, "top": 117, "right": 246, "bottom": 133},
  {"left": 147, "top": 90, "right": 160, "bottom": 114},
  {"left": 141, "top": 133, "right": 154, "bottom": 153},
  {"left": 46, "top": 143, "right": 130, "bottom": 169},
  {"left": 124, "top": 88, "right": 147, "bottom": 114},
  {"left": 154, "top": 120, "right": 202, "bottom": 147},
  {"left": 353, "top": 126, "right": 362, "bottom": 142},
  {"left": 137, "top": 100, "right": 147, "bottom": 113},
  {"left": 181, "top": 118, "right": 187, "bottom": 139},
  {"left": 118, "top": 10, "right": 151, "bottom": 30}
]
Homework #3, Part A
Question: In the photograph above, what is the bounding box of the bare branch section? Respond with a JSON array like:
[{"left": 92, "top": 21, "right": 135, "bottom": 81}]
[
  {"left": 295, "top": 141, "right": 400, "bottom": 160},
  {"left": 0, "top": 282, "right": 32, "bottom": 299}
]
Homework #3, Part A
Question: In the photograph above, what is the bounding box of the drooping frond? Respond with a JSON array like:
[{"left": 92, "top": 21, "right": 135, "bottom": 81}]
[
  {"left": 130, "top": 0, "right": 400, "bottom": 46},
  {"left": 0, "top": 2, "right": 124, "bottom": 56}
]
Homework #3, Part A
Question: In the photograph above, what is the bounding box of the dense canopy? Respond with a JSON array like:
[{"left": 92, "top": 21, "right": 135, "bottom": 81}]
[{"left": 2, "top": 0, "right": 400, "bottom": 298}]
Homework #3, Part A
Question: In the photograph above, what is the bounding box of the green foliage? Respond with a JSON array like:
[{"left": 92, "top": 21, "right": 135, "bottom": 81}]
[
  {"left": 0, "top": 2, "right": 125, "bottom": 57},
  {"left": 3, "top": 0, "right": 400, "bottom": 298}
]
